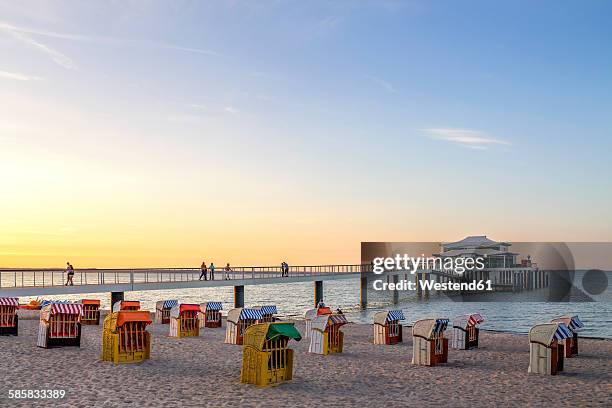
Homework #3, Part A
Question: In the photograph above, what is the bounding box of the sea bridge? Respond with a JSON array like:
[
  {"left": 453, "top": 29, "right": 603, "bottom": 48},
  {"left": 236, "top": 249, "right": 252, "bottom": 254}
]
[{"left": 0, "top": 264, "right": 546, "bottom": 308}]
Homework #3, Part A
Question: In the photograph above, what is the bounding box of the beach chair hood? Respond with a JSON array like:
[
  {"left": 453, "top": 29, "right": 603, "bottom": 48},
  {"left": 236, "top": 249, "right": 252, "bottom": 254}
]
[
  {"left": 312, "top": 314, "right": 348, "bottom": 331},
  {"left": 254, "top": 305, "right": 277, "bottom": 315},
  {"left": 244, "top": 322, "right": 302, "bottom": 350},
  {"left": 529, "top": 323, "right": 573, "bottom": 346},
  {"left": 156, "top": 300, "right": 178, "bottom": 311},
  {"left": 107, "top": 311, "right": 152, "bottom": 332},
  {"left": 453, "top": 313, "right": 485, "bottom": 330},
  {"left": 112, "top": 300, "right": 140, "bottom": 312},
  {"left": 0, "top": 297, "right": 19, "bottom": 307},
  {"left": 304, "top": 309, "right": 318, "bottom": 321},
  {"left": 170, "top": 304, "right": 200, "bottom": 318},
  {"left": 374, "top": 310, "right": 405, "bottom": 325},
  {"left": 200, "top": 302, "right": 223, "bottom": 312},
  {"left": 40, "top": 302, "right": 83, "bottom": 322},
  {"left": 79, "top": 299, "right": 100, "bottom": 306},
  {"left": 413, "top": 318, "right": 449, "bottom": 339},
  {"left": 317, "top": 306, "right": 333, "bottom": 316},
  {"left": 40, "top": 300, "right": 70, "bottom": 309},
  {"left": 551, "top": 315, "right": 584, "bottom": 333},
  {"left": 227, "top": 308, "right": 264, "bottom": 324}
]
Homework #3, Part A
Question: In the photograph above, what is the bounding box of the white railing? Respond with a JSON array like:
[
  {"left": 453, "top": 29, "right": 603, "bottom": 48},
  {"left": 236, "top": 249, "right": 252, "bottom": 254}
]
[{"left": 0, "top": 264, "right": 371, "bottom": 289}]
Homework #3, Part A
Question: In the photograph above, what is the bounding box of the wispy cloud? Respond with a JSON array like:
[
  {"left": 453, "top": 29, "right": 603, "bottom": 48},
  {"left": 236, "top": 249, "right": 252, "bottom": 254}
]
[
  {"left": 366, "top": 75, "right": 398, "bottom": 94},
  {"left": 0, "top": 70, "right": 42, "bottom": 81},
  {"left": 224, "top": 106, "right": 238, "bottom": 115},
  {"left": 0, "top": 21, "right": 221, "bottom": 59},
  {"left": 1, "top": 23, "right": 76, "bottom": 69},
  {"left": 0, "top": 22, "right": 90, "bottom": 41},
  {"left": 421, "top": 128, "right": 511, "bottom": 150},
  {"left": 160, "top": 44, "right": 221, "bottom": 57}
]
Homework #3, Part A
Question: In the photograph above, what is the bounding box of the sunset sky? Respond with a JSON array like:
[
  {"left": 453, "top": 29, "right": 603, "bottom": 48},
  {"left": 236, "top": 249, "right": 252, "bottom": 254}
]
[{"left": 1, "top": 1, "right": 611, "bottom": 267}]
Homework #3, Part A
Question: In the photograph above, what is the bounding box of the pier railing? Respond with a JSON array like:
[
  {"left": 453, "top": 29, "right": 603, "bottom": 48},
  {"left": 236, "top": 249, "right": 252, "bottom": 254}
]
[{"left": 0, "top": 264, "right": 370, "bottom": 289}]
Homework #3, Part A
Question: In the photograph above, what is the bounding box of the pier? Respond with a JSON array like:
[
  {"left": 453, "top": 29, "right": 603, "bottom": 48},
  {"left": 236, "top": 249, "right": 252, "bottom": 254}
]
[
  {"left": 0, "top": 263, "right": 548, "bottom": 307},
  {"left": 0, "top": 265, "right": 366, "bottom": 307}
]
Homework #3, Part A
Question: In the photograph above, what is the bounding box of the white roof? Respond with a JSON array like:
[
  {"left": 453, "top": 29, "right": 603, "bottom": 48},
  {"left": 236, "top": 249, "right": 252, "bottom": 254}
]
[{"left": 443, "top": 235, "right": 508, "bottom": 250}]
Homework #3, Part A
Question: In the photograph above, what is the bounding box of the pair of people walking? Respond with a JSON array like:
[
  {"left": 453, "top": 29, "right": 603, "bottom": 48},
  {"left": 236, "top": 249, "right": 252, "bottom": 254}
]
[
  {"left": 281, "top": 261, "right": 289, "bottom": 277},
  {"left": 65, "top": 262, "right": 75, "bottom": 286},
  {"left": 199, "top": 261, "right": 215, "bottom": 281}
]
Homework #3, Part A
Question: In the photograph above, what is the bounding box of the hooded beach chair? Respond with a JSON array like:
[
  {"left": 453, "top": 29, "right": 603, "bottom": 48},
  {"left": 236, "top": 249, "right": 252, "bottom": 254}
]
[
  {"left": 155, "top": 300, "right": 178, "bottom": 324},
  {"left": 37, "top": 302, "right": 83, "bottom": 348},
  {"left": 373, "top": 310, "right": 405, "bottom": 345},
  {"left": 199, "top": 302, "right": 223, "bottom": 328},
  {"left": 225, "top": 308, "right": 264, "bottom": 345},
  {"left": 550, "top": 315, "right": 584, "bottom": 357},
  {"left": 169, "top": 304, "right": 201, "bottom": 337},
  {"left": 102, "top": 310, "right": 152, "bottom": 364},
  {"left": 528, "top": 322, "right": 572, "bottom": 375},
  {"left": 451, "top": 313, "right": 484, "bottom": 350},
  {"left": 240, "top": 322, "right": 302, "bottom": 386},
  {"left": 304, "top": 306, "right": 332, "bottom": 339},
  {"left": 412, "top": 318, "right": 450, "bottom": 366},
  {"left": 79, "top": 299, "right": 101, "bottom": 325},
  {"left": 0, "top": 297, "right": 19, "bottom": 336},
  {"left": 308, "top": 313, "right": 348, "bottom": 355}
]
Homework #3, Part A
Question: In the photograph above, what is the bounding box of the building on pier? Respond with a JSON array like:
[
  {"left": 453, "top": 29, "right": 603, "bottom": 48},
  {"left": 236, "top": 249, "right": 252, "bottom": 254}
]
[{"left": 436, "top": 236, "right": 547, "bottom": 291}]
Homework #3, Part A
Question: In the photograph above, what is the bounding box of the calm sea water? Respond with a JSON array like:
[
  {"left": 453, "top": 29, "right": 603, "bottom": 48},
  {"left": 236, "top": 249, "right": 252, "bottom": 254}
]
[{"left": 17, "top": 271, "right": 612, "bottom": 338}]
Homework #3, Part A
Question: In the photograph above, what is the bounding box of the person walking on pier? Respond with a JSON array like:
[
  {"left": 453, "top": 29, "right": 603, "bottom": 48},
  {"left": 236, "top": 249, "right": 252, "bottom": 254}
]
[
  {"left": 199, "top": 261, "right": 208, "bottom": 281},
  {"left": 224, "top": 263, "right": 232, "bottom": 280},
  {"left": 281, "top": 261, "right": 289, "bottom": 277},
  {"left": 65, "top": 262, "right": 75, "bottom": 286},
  {"left": 209, "top": 262, "right": 215, "bottom": 280}
]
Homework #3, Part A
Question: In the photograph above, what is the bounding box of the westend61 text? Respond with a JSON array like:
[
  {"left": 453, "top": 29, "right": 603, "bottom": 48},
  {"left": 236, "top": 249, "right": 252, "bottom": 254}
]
[{"left": 373, "top": 279, "right": 493, "bottom": 292}]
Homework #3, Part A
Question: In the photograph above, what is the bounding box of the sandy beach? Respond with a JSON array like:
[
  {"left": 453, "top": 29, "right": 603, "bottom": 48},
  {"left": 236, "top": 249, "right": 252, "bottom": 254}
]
[{"left": 1, "top": 315, "right": 610, "bottom": 408}]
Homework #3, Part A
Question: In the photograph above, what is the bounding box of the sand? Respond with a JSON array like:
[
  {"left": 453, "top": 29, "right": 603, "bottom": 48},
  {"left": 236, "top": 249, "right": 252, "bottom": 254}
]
[{"left": 0, "top": 316, "right": 610, "bottom": 407}]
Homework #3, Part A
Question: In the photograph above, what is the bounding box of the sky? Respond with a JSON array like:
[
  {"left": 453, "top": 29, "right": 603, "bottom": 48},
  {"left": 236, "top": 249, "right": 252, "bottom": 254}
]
[{"left": 1, "top": 0, "right": 611, "bottom": 267}]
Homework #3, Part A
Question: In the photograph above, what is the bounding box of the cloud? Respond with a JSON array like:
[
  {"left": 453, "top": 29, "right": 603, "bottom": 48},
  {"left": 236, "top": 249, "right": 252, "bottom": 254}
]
[
  {"left": 0, "top": 21, "right": 90, "bottom": 41},
  {"left": 1, "top": 24, "right": 76, "bottom": 69},
  {"left": 161, "top": 44, "right": 221, "bottom": 57},
  {"left": 224, "top": 106, "right": 238, "bottom": 114},
  {"left": 421, "top": 128, "right": 511, "bottom": 150},
  {"left": 366, "top": 75, "right": 398, "bottom": 94},
  {"left": 0, "top": 21, "right": 221, "bottom": 58},
  {"left": 0, "top": 70, "right": 42, "bottom": 81}
]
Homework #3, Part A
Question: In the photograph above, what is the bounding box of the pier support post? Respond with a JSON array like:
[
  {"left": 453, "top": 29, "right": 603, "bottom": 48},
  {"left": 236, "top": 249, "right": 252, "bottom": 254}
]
[
  {"left": 423, "top": 273, "right": 430, "bottom": 298},
  {"left": 416, "top": 273, "right": 423, "bottom": 298},
  {"left": 110, "top": 291, "right": 124, "bottom": 308},
  {"left": 392, "top": 274, "right": 399, "bottom": 304},
  {"left": 234, "top": 285, "right": 244, "bottom": 308},
  {"left": 314, "top": 280, "right": 323, "bottom": 307},
  {"left": 360, "top": 276, "right": 368, "bottom": 308}
]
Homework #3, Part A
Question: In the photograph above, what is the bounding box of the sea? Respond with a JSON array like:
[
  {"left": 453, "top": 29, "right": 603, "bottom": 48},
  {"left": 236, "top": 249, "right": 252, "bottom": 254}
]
[{"left": 13, "top": 270, "right": 612, "bottom": 339}]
